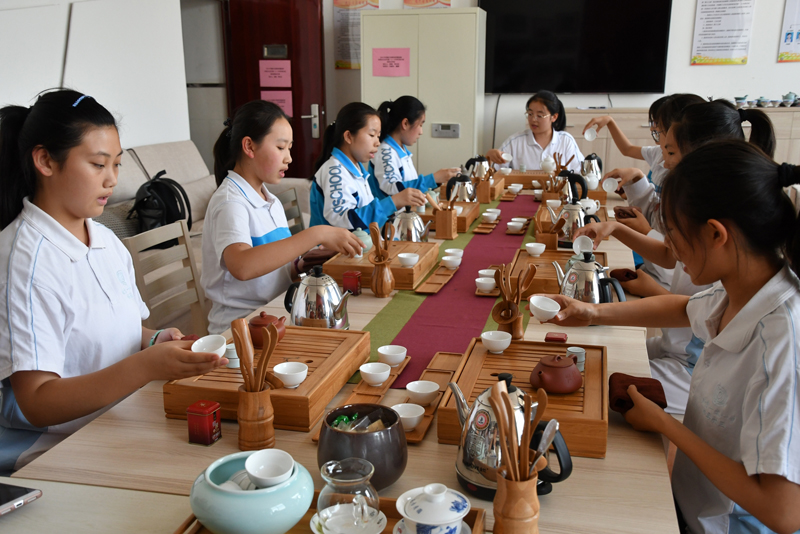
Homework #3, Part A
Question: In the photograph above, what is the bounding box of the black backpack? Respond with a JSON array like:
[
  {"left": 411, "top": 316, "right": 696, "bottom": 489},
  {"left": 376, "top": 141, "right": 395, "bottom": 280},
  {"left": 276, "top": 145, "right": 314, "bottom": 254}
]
[{"left": 128, "top": 170, "right": 192, "bottom": 248}]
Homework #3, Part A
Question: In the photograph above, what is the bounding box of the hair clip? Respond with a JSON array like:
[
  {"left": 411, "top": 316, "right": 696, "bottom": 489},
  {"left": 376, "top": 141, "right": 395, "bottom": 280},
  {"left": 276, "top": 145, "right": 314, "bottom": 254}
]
[
  {"left": 72, "top": 95, "right": 92, "bottom": 107},
  {"left": 223, "top": 117, "right": 232, "bottom": 127},
  {"left": 778, "top": 162, "right": 797, "bottom": 188}
]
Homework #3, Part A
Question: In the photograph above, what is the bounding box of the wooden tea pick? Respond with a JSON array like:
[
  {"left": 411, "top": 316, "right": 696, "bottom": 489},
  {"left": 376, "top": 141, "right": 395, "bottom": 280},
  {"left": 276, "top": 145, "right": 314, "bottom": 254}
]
[
  {"left": 532, "top": 388, "right": 548, "bottom": 430},
  {"left": 232, "top": 328, "right": 252, "bottom": 392},
  {"left": 488, "top": 395, "right": 515, "bottom": 482},
  {"left": 494, "top": 267, "right": 506, "bottom": 301},
  {"left": 263, "top": 371, "right": 285, "bottom": 390},
  {"left": 369, "top": 222, "right": 384, "bottom": 262},
  {"left": 501, "top": 390, "right": 521, "bottom": 482},
  {"left": 519, "top": 264, "right": 537, "bottom": 301},
  {"left": 521, "top": 392, "right": 532, "bottom": 480},
  {"left": 425, "top": 192, "right": 440, "bottom": 212},
  {"left": 550, "top": 216, "right": 567, "bottom": 235}
]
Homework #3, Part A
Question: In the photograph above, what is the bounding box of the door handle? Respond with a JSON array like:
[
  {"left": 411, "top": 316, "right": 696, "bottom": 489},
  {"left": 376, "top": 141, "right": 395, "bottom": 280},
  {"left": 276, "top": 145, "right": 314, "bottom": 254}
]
[{"left": 301, "top": 104, "right": 321, "bottom": 138}]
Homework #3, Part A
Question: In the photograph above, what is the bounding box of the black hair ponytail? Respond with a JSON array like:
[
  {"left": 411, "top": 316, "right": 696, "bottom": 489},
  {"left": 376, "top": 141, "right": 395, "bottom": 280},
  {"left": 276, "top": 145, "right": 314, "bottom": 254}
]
[
  {"left": 671, "top": 100, "right": 776, "bottom": 158},
  {"left": 313, "top": 102, "right": 379, "bottom": 174},
  {"left": 0, "top": 89, "right": 116, "bottom": 230},
  {"left": 213, "top": 100, "right": 288, "bottom": 186},
  {"left": 660, "top": 140, "right": 800, "bottom": 277},
  {"left": 377, "top": 96, "right": 426, "bottom": 142},
  {"left": 526, "top": 90, "right": 566, "bottom": 131}
]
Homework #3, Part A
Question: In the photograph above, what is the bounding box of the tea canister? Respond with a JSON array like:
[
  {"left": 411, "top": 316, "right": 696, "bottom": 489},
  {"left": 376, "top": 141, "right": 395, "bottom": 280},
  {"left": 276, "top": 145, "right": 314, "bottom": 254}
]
[
  {"left": 187, "top": 400, "right": 221, "bottom": 446},
  {"left": 343, "top": 270, "right": 362, "bottom": 296}
]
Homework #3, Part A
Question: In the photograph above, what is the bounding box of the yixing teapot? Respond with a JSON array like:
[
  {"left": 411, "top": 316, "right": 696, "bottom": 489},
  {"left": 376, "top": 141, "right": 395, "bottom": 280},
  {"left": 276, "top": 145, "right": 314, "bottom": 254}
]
[
  {"left": 529, "top": 354, "right": 583, "bottom": 394},
  {"left": 248, "top": 312, "right": 286, "bottom": 349}
]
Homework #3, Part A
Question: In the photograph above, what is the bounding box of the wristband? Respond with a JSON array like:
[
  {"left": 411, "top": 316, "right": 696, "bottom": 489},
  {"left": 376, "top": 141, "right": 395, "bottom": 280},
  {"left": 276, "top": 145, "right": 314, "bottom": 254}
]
[{"left": 149, "top": 329, "right": 165, "bottom": 347}]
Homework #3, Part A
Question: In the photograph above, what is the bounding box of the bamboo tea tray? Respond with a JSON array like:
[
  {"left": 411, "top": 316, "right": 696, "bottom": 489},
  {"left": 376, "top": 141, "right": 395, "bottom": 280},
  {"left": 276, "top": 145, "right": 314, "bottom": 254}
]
[
  {"left": 503, "top": 170, "right": 549, "bottom": 189},
  {"left": 415, "top": 265, "right": 459, "bottom": 294},
  {"left": 421, "top": 201, "right": 480, "bottom": 233},
  {"left": 437, "top": 337, "right": 608, "bottom": 458},
  {"left": 509, "top": 248, "right": 608, "bottom": 298},
  {"left": 472, "top": 216, "right": 500, "bottom": 234},
  {"left": 475, "top": 287, "right": 500, "bottom": 297},
  {"left": 174, "top": 491, "right": 486, "bottom": 534},
  {"left": 499, "top": 192, "right": 518, "bottom": 202},
  {"left": 311, "top": 356, "right": 411, "bottom": 442},
  {"left": 505, "top": 216, "right": 532, "bottom": 235},
  {"left": 163, "top": 326, "right": 370, "bottom": 432},
  {"left": 322, "top": 241, "right": 439, "bottom": 290}
]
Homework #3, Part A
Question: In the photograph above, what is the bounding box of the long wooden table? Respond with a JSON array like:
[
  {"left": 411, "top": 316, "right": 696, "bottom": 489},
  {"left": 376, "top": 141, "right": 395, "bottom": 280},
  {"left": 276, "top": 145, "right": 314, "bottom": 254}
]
[{"left": 8, "top": 195, "right": 679, "bottom": 533}]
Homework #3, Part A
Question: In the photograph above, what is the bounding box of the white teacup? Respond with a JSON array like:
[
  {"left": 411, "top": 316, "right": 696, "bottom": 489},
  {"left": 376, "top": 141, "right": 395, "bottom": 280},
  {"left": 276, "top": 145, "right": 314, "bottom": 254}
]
[
  {"left": 579, "top": 198, "right": 600, "bottom": 215},
  {"left": 546, "top": 199, "right": 561, "bottom": 210},
  {"left": 602, "top": 178, "right": 620, "bottom": 193}
]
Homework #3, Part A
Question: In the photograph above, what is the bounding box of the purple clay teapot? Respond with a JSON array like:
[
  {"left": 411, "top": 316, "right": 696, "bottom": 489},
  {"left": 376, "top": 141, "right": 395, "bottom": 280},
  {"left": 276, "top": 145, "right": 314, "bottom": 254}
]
[{"left": 529, "top": 354, "right": 583, "bottom": 394}]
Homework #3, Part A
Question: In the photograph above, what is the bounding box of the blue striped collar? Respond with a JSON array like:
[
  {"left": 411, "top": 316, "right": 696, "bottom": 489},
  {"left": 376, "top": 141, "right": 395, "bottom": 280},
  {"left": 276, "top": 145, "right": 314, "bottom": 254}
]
[
  {"left": 226, "top": 171, "right": 276, "bottom": 209},
  {"left": 332, "top": 148, "right": 368, "bottom": 179},
  {"left": 384, "top": 136, "right": 412, "bottom": 158}
]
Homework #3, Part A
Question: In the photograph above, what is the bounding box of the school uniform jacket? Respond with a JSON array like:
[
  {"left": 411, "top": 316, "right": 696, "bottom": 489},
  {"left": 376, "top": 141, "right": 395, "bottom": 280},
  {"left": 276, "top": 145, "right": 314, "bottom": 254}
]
[
  {"left": 310, "top": 148, "right": 396, "bottom": 230},
  {"left": 368, "top": 136, "right": 437, "bottom": 200}
]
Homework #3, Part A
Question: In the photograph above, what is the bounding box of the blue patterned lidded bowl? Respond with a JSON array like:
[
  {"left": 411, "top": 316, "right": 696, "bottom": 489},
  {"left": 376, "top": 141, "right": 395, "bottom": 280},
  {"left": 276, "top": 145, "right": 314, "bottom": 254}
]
[{"left": 396, "top": 483, "right": 471, "bottom": 534}]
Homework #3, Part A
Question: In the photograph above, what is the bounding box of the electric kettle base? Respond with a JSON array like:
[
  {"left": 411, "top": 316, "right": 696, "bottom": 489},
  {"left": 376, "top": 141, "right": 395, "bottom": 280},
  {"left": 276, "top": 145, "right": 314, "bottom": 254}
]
[{"left": 455, "top": 472, "right": 553, "bottom": 499}]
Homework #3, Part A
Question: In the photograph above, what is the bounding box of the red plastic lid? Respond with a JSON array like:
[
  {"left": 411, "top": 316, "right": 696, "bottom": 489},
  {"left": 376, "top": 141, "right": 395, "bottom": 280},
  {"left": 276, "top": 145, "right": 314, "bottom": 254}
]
[{"left": 187, "top": 400, "right": 221, "bottom": 416}]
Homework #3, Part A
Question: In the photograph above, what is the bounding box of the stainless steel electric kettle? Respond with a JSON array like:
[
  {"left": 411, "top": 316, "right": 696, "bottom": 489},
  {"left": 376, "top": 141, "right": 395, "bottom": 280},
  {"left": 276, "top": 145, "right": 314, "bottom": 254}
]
[
  {"left": 553, "top": 251, "right": 626, "bottom": 304},
  {"left": 284, "top": 265, "right": 351, "bottom": 329},
  {"left": 545, "top": 172, "right": 600, "bottom": 247},
  {"left": 392, "top": 206, "right": 432, "bottom": 242}
]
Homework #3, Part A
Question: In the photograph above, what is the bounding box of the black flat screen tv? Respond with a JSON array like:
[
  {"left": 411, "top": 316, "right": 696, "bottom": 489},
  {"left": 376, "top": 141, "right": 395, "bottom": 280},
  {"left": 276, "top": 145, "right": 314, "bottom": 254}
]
[{"left": 481, "top": 0, "right": 672, "bottom": 94}]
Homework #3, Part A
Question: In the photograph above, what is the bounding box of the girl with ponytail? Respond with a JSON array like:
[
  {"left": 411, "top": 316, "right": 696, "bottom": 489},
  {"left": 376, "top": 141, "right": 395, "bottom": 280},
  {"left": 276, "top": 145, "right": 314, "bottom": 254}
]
[
  {"left": 204, "top": 100, "right": 363, "bottom": 334},
  {"left": 368, "top": 96, "right": 459, "bottom": 199},
  {"left": 486, "top": 90, "right": 583, "bottom": 173},
  {"left": 544, "top": 141, "right": 800, "bottom": 534},
  {"left": 310, "top": 102, "right": 426, "bottom": 229},
  {"left": 0, "top": 90, "right": 228, "bottom": 472}
]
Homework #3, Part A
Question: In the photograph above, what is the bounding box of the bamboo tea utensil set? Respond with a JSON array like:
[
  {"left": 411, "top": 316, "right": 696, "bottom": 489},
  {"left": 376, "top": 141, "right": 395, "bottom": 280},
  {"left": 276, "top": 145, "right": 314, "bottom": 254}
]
[
  {"left": 489, "top": 384, "right": 551, "bottom": 534},
  {"left": 426, "top": 191, "right": 459, "bottom": 240},
  {"left": 492, "top": 264, "right": 536, "bottom": 340},
  {"left": 231, "top": 319, "right": 284, "bottom": 451},
  {"left": 368, "top": 222, "right": 395, "bottom": 298}
]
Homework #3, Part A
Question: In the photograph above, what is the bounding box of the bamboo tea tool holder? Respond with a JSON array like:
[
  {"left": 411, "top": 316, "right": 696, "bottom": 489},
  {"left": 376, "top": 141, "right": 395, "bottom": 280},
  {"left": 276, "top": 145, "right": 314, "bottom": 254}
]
[
  {"left": 493, "top": 463, "right": 544, "bottom": 534},
  {"left": 476, "top": 167, "right": 495, "bottom": 204},
  {"left": 368, "top": 222, "right": 395, "bottom": 298},
  {"left": 231, "top": 319, "right": 276, "bottom": 450},
  {"left": 433, "top": 197, "right": 458, "bottom": 240},
  {"left": 491, "top": 264, "right": 536, "bottom": 340}
]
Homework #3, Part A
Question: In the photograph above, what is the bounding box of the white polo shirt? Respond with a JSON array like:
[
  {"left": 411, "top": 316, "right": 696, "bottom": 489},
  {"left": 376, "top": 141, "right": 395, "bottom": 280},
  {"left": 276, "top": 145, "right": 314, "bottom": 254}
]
[
  {"left": 495, "top": 129, "right": 583, "bottom": 174},
  {"left": 201, "top": 171, "right": 293, "bottom": 334},
  {"left": 0, "top": 198, "right": 148, "bottom": 471},
  {"left": 624, "top": 145, "right": 666, "bottom": 229},
  {"left": 310, "top": 148, "right": 397, "bottom": 230},
  {"left": 673, "top": 266, "right": 800, "bottom": 533},
  {"left": 369, "top": 136, "right": 437, "bottom": 198}
]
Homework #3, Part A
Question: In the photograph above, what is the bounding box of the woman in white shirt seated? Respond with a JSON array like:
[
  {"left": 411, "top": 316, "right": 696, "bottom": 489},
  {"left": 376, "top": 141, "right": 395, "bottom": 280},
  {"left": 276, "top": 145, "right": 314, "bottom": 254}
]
[{"left": 486, "top": 90, "right": 583, "bottom": 173}]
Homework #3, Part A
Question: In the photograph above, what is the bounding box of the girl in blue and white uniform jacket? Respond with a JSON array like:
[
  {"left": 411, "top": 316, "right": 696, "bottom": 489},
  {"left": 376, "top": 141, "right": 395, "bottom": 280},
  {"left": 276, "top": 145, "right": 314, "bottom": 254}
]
[
  {"left": 310, "top": 102, "right": 426, "bottom": 230},
  {"left": 0, "top": 90, "right": 228, "bottom": 473},
  {"left": 549, "top": 141, "right": 800, "bottom": 534},
  {"left": 203, "top": 101, "right": 362, "bottom": 334},
  {"left": 368, "top": 96, "right": 458, "bottom": 200},
  {"left": 485, "top": 91, "right": 583, "bottom": 173},
  {"left": 574, "top": 100, "right": 776, "bottom": 416}
]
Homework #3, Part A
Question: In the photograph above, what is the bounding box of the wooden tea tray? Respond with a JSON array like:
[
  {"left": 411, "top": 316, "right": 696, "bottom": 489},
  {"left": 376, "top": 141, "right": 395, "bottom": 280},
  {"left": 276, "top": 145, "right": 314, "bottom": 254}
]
[
  {"left": 415, "top": 265, "right": 459, "bottom": 294},
  {"left": 437, "top": 337, "right": 608, "bottom": 458},
  {"left": 163, "top": 326, "right": 370, "bottom": 432},
  {"left": 509, "top": 248, "right": 608, "bottom": 298},
  {"left": 505, "top": 216, "right": 532, "bottom": 235},
  {"left": 420, "top": 201, "right": 480, "bottom": 233},
  {"left": 174, "top": 491, "right": 486, "bottom": 534},
  {"left": 472, "top": 216, "right": 500, "bottom": 234},
  {"left": 322, "top": 241, "right": 439, "bottom": 290},
  {"left": 503, "top": 170, "right": 549, "bottom": 190},
  {"left": 499, "top": 192, "right": 518, "bottom": 202},
  {"left": 475, "top": 287, "right": 500, "bottom": 297},
  {"left": 311, "top": 356, "right": 411, "bottom": 442},
  {"left": 404, "top": 351, "right": 469, "bottom": 443}
]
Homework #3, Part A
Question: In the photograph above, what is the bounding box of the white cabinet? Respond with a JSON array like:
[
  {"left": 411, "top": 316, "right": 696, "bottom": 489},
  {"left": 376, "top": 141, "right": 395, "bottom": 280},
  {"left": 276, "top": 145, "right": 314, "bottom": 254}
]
[{"left": 361, "top": 8, "right": 485, "bottom": 173}]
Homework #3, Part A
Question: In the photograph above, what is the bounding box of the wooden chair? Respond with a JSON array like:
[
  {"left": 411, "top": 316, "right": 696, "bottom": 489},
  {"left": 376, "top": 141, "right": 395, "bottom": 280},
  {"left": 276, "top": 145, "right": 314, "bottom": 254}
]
[
  {"left": 123, "top": 220, "right": 208, "bottom": 336},
  {"left": 276, "top": 187, "right": 305, "bottom": 235}
]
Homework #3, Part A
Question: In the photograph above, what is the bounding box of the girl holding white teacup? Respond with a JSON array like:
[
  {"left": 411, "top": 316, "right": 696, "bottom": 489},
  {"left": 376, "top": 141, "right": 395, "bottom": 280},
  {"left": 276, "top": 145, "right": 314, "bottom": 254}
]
[
  {"left": 485, "top": 91, "right": 583, "bottom": 174},
  {"left": 368, "top": 96, "right": 459, "bottom": 200},
  {"left": 0, "top": 90, "right": 231, "bottom": 473}
]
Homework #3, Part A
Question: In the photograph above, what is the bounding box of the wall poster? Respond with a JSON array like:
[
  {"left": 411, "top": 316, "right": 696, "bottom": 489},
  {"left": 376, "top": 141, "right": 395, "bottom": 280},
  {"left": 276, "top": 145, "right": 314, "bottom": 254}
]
[
  {"left": 690, "top": 0, "right": 755, "bottom": 65},
  {"left": 404, "top": 0, "right": 451, "bottom": 7},
  {"left": 779, "top": 0, "right": 800, "bottom": 62},
  {"left": 333, "top": 0, "right": 378, "bottom": 70},
  {"left": 372, "top": 48, "right": 411, "bottom": 77}
]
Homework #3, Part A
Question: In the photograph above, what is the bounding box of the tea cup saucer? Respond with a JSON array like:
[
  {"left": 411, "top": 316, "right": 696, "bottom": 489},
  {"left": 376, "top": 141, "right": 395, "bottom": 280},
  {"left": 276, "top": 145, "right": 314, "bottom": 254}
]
[
  {"left": 393, "top": 519, "right": 472, "bottom": 534},
  {"left": 311, "top": 511, "right": 388, "bottom": 534}
]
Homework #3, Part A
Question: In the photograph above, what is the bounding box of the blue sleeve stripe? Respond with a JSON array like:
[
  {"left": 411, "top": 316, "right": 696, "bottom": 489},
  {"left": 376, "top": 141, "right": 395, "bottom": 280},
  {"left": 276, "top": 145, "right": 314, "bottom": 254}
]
[
  {"left": 29, "top": 237, "right": 44, "bottom": 370},
  {"left": 251, "top": 227, "right": 291, "bottom": 247},
  {"left": 309, "top": 182, "right": 329, "bottom": 226},
  {"left": 6, "top": 223, "right": 23, "bottom": 365}
]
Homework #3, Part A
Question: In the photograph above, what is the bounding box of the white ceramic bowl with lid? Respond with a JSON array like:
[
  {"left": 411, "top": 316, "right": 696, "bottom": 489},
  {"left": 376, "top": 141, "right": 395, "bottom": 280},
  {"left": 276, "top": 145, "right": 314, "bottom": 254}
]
[{"left": 396, "top": 483, "right": 471, "bottom": 534}]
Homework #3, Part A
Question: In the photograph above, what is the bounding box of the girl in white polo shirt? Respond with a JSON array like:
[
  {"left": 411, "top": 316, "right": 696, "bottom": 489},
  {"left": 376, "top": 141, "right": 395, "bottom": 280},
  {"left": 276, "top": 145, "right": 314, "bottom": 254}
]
[
  {"left": 368, "top": 96, "right": 459, "bottom": 199},
  {"left": 204, "top": 100, "right": 363, "bottom": 334},
  {"left": 547, "top": 141, "right": 800, "bottom": 533},
  {"left": 485, "top": 91, "right": 583, "bottom": 174},
  {"left": 0, "top": 90, "right": 227, "bottom": 473},
  {"left": 311, "top": 102, "right": 426, "bottom": 230}
]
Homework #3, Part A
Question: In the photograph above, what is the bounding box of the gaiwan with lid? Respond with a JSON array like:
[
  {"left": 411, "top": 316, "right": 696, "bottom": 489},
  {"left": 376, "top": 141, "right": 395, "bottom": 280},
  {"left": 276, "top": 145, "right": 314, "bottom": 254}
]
[
  {"left": 396, "top": 483, "right": 471, "bottom": 534},
  {"left": 352, "top": 227, "right": 373, "bottom": 252}
]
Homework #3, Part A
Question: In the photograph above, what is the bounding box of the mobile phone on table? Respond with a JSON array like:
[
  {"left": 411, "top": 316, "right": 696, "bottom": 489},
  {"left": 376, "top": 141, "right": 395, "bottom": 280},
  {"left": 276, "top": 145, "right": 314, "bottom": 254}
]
[{"left": 0, "top": 482, "right": 42, "bottom": 516}]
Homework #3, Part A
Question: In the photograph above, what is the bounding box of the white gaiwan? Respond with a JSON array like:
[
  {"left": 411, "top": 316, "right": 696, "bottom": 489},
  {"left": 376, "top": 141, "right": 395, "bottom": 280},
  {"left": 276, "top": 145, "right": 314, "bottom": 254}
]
[
  {"left": 397, "top": 483, "right": 471, "bottom": 534},
  {"left": 584, "top": 172, "right": 599, "bottom": 191},
  {"left": 541, "top": 156, "right": 556, "bottom": 174}
]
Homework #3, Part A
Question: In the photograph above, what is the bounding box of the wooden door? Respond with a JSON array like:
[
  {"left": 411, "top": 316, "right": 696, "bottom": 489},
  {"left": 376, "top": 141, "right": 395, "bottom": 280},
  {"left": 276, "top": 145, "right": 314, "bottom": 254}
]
[{"left": 222, "top": 0, "right": 325, "bottom": 178}]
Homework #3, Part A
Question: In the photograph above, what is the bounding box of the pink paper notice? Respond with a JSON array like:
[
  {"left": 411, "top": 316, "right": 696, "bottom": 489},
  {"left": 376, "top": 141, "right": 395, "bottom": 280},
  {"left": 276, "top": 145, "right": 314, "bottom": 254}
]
[
  {"left": 372, "top": 48, "right": 410, "bottom": 77},
  {"left": 259, "top": 60, "right": 291, "bottom": 87},
  {"left": 261, "top": 91, "right": 293, "bottom": 117}
]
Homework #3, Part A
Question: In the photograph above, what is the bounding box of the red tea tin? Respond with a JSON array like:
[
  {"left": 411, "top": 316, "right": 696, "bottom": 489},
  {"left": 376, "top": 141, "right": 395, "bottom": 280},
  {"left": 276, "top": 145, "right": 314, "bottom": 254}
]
[
  {"left": 187, "top": 400, "right": 222, "bottom": 446},
  {"left": 343, "top": 270, "right": 362, "bottom": 296}
]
